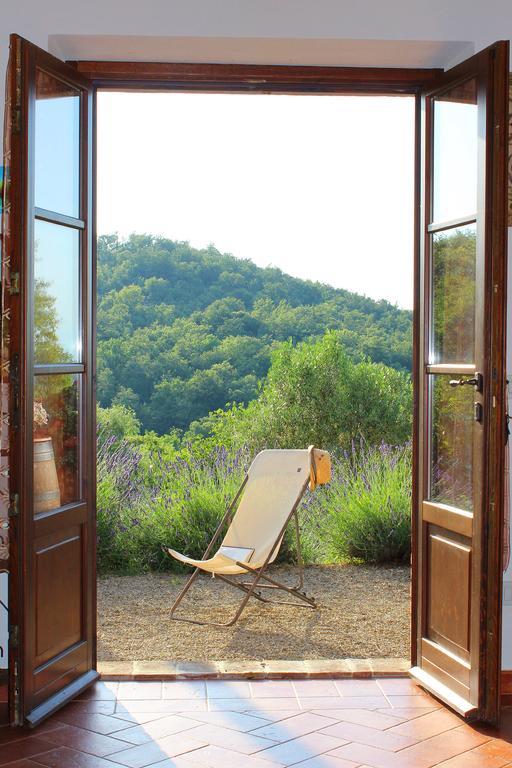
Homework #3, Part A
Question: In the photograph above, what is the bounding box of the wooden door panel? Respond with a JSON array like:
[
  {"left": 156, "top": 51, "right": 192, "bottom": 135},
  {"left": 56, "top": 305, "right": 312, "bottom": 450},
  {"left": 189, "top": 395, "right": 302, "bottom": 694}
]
[
  {"left": 421, "top": 639, "right": 471, "bottom": 701},
  {"left": 33, "top": 643, "right": 88, "bottom": 698},
  {"left": 427, "top": 530, "right": 471, "bottom": 656},
  {"left": 34, "top": 527, "right": 83, "bottom": 666},
  {"left": 423, "top": 501, "right": 473, "bottom": 537},
  {"left": 2, "top": 35, "right": 97, "bottom": 725}
]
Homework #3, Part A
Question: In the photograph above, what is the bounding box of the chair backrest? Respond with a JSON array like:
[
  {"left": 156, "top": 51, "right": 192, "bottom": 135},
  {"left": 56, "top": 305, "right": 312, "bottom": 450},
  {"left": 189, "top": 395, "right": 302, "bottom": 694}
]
[{"left": 221, "top": 448, "right": 330, "bottom": 567}]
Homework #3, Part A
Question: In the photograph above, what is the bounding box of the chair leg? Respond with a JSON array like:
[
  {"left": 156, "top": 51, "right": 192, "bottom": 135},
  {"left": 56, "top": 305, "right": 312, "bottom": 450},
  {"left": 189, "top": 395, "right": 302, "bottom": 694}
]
[
  {"left": 169, "top": 568, "right": 269, "bottom": 627},
  {"left": 170, "top": 567, "right": 201, "bottom": 619},
  {"left": 240, "top": 512, "right": 310, "bottom": 599},
  {"left": 239, "top": 562, "right": 316, "bottom": 608},
  {"left": 170, "top": 565, "right": 315, "bottom": 626},
  {"left": 221, "top": 568, "right": 269, "bottom": 626},
  {"left": 215, "top": 573, "right": 270, "bottom": 604},
  {"left": 293, "top": 510, "right": 305, "bottom": 591}
]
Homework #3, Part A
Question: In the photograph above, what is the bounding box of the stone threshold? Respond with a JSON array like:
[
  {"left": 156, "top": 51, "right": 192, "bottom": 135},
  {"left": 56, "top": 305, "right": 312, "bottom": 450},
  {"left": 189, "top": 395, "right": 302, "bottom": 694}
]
[{"left": 99, "top": 657, "right": 410, "bottom": 681}]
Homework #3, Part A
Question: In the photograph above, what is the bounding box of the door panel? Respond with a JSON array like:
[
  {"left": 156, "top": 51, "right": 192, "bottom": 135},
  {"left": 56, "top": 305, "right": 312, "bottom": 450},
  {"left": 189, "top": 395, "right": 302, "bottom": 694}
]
[
  {"left": 35, "top": 527, "right": 83, "bottom": 666},
  {"left": 411, "top": 41, "right": 509, "bottom": 723},
  {"left": 2, "top": 34, "right": 97, "bottom": 725},
  {"left": 427, "top": 531, "right": 471, "bottom": 656}
]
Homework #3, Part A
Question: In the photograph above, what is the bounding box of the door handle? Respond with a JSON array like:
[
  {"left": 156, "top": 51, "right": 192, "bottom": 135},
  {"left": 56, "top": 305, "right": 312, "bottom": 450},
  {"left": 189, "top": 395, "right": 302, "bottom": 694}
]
[{"left": 449, "top": 372, "right": 483, "bottom": 392}]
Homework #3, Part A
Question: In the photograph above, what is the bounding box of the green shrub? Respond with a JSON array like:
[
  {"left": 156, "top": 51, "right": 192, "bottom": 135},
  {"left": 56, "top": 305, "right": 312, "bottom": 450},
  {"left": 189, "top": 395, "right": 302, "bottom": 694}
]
[
  {"left": 96, "top": 424, "right": 411, "bottom": 573},
  {"left": 202, "top": 331, "right": 412, "bottom": 454},
  {"left": 96, "top": 439, "right": 248, "bottom": 573},
  {"left": 97, "top": 403, "right": 141, "bottom": 443},
  {"left": 318, "top": 442, "right": 411, "bottom": 564}
]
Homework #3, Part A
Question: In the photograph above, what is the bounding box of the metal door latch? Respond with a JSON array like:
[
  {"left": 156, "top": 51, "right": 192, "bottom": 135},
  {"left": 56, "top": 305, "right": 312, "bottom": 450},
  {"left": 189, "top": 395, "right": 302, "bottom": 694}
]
[{"left": 449, "top": 372, "right": 483, "bottom": 393}]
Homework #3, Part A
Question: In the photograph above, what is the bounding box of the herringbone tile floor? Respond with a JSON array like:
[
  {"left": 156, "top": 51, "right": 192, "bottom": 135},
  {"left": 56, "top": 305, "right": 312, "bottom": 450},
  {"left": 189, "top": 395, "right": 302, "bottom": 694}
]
[{"left": 0, "top": 678, "right": 511, "bottom": 767}]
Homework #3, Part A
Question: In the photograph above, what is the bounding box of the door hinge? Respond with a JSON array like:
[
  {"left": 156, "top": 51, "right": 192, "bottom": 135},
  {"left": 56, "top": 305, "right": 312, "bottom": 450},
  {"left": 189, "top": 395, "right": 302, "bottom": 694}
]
[
  {"left": 9, "top": 272, "right": 20, "bottom": 295},
  {"left": 8, "top": 493, "right": 19, "bottom": 518},
  {"left": 9, "top": 624, "right": 23, "bottom": 725},
  {"left": 9, "top": 624, "right": 18, "bottom": 648},
  {"left": 10, "top": 352, "right": 19, "bottom": 429},
  {"left": 12, "top": 106, "right": 21, "bottom": 135},
  {"left": 3, "top": 173, "right": 10, "bottom": 213},
  {"left": 13, "top": 659, "right": 22, "bottom": 726}
]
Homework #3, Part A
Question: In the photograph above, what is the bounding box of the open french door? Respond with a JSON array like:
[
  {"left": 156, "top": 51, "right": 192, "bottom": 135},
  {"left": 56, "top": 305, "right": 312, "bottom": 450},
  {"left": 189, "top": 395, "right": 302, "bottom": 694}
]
[
  {"left": 411, "top": 41, "right": 509, "bottom": 723},
  {"left": 2, "top": 35, "right": 97, "bottom": 725},
  {"left": 0, "top": 32, "right": 508, "bottom": 729}
]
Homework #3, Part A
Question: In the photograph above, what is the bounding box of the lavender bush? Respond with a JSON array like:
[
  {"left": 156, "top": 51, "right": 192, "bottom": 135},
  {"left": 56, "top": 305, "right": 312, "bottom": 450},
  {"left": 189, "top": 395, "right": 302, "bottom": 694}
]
[
  {"left": 97, "top": 429, "right": 411, "bottom": 573},
  {"left": 311, "top": 441, "right": 411, "bottom": 564},
  {"left": 97, "top": 433, "right": 250, "bottom": 573}
]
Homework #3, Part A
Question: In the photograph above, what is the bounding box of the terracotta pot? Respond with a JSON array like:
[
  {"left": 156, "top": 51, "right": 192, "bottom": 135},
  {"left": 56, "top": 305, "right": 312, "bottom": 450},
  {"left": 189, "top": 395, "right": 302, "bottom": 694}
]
[{"left": 33, "top": 437, "right": 61, "bottom": 513}]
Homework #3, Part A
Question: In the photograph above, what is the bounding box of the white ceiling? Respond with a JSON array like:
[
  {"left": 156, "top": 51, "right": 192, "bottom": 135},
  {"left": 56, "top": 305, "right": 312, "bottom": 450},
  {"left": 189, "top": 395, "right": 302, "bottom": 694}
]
[{"left": 50, "top": 35, "right": 474, "bottom": 70}]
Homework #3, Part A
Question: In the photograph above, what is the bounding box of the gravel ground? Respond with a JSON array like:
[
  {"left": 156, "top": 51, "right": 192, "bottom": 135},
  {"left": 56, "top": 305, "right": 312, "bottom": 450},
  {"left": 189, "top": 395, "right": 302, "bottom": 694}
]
[{"left": 97, "top": 564, "right": 410, "bottom": 662}]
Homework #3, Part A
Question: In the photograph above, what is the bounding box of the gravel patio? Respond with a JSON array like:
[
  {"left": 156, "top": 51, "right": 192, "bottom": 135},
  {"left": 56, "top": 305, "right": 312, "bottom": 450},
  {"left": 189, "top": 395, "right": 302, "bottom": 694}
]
[{"left": 97, "top": 563, "right": 410, "bottom": 663}]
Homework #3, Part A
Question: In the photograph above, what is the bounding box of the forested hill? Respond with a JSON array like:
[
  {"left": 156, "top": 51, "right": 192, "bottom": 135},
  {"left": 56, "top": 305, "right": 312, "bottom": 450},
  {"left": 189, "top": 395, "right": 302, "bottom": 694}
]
[{"left": 97, "top": 234, "right": 412, "bottom": 434}]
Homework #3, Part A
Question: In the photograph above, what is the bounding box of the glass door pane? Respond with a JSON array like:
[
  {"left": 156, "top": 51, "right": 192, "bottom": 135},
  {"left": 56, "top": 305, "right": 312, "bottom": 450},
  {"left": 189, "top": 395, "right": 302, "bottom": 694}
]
[
  {"left": 33, "top": 375, "right": 81, "bottom": 510},
  {"left": 431, "top": 224, "right": 476, "bottom": 365},
  {"left": 34, "top": 69, "right": 80, "bottom": 217},
  {"left": 429, "top": 374, "right": 475, "bottom": 510},
  {"left": 32, "top": 66, "right": 83, "bottom": 517},
  {"left": 432, "top": 79, "right": 478, "bottom": 224},
  {"left": 34, "top": 220, "right": 81, "bottom": 364}
]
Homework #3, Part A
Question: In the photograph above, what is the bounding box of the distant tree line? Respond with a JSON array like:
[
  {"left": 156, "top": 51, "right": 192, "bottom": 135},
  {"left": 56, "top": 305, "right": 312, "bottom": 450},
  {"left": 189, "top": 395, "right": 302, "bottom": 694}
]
[{"left": 97, "top": 234, "right": 413, "bottom": 434}]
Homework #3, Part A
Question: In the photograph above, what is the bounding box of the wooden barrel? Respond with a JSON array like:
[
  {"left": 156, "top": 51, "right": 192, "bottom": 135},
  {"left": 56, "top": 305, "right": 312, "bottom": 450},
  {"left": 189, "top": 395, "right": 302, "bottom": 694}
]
[{"left": 33, "top": 437, "right": 61, "bottom": 513}]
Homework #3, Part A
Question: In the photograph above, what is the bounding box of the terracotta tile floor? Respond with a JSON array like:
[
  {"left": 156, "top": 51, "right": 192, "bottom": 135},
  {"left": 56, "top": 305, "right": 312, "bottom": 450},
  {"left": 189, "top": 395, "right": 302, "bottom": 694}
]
[{"left": 0, "top": 678, "right": 511, "bottom": 767}]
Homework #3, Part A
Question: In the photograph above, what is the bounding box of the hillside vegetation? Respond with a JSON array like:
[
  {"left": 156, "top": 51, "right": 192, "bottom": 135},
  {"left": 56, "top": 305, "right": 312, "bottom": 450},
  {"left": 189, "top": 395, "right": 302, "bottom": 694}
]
[
  {"left": 97, "top": 234, "right": 412, "bottom": 434},
  {"left": 94, "top": 233, "right": 423, "bottom": 572}
]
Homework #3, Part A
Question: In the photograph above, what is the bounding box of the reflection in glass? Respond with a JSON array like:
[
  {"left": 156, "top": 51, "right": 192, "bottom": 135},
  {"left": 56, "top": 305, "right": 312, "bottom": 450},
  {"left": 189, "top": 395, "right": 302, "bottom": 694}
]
[
  {"left": 431, "top": 224, "right": 476, "bottom": 364},
  {"left": 35, "top": 68, "right": 80, "bottom": 217},
  {"left": 33, "top": 374, "right": 80, "bottom": 512},
  {"left": 34, "top": 219, "right": 80, "bottom": 364},
  {"left": 433, "top": 79, "right": 477, "bottom": 224},
  {"left": 430, "top": 375, "right": 473, "bottom": 511}
]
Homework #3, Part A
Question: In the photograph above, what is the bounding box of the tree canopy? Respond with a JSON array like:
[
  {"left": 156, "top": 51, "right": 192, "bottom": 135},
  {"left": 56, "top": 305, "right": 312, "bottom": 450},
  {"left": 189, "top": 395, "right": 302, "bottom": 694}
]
[
  {"left": 194, "top": 332, "right": 413, "bottom": 452},
  {"left": 97, "top": 234, "right": 413, "bottom": 434}
]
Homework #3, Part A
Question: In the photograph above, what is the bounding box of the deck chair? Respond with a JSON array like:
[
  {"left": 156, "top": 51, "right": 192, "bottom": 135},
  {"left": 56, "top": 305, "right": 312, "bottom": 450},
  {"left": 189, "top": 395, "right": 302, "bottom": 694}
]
[{"left": 163, "top": 445, "right": 331, "bottom": 626}]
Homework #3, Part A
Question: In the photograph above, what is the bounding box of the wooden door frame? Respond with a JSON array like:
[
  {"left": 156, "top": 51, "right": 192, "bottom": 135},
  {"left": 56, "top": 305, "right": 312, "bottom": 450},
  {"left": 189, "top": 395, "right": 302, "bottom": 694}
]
[
  {"left": 68, "top": 57, "right": 434, "bottom": 678},
  {"left": 69, "top": 57, "right": 508, "bottom": 700},
  {"left": 479, "top": 42, "right": 509, "bottom": 722},
  {"left": 8, "top": 56, "right": 503, "bottom": 714},
  {"left": 68, "top": 61, "right": 441, "bottom": 94}
]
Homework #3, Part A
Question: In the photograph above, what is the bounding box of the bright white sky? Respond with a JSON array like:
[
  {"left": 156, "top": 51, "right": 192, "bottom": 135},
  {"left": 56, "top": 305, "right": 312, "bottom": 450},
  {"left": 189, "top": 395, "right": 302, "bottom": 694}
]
[{"left": 97, "top": 92, "right": 416, "bottom": 309}]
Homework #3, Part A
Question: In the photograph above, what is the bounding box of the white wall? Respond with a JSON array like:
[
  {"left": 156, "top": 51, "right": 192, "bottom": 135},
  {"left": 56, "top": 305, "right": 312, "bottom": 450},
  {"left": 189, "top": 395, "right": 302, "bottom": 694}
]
[
  {"left": 0, "top": 0, "right": 511, "bottom": 667},
  {"left": 0, "top": 0, "right": 512, "bottom": 108}
]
